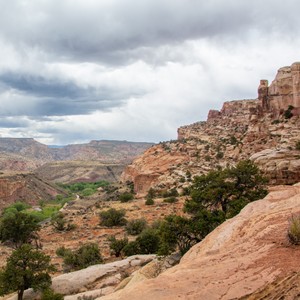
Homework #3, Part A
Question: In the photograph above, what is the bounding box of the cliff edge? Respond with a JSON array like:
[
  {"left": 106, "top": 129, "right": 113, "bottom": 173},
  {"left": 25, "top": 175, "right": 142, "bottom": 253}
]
[{"left": 122, "top": 62, "right": 300, "bottom": 196}]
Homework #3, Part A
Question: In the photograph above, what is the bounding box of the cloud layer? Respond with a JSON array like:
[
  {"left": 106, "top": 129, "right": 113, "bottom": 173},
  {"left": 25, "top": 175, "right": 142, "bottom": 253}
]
[{"left": 0, "top": 0, "right": 299, "bottom": 144}]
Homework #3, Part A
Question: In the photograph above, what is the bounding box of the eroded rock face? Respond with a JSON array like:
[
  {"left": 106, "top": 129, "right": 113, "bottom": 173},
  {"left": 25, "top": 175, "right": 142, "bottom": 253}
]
[
  {"left": 0, "top": 173, "right": 64, "bottom": 210},
  {"left": 122, "top": 63, "right": 300, "bottom": 195},
  {"left": 100, "top": 184, "right": 300, "bottom": 300},
  {"left": 260, "top": 62, "right": 300, "bottom": 114},
  {"left": 251, "top": 149, "right": 300, "bottom": 185}
]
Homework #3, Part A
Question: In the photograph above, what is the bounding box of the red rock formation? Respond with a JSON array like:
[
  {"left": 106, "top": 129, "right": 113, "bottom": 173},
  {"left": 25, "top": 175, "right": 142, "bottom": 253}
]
[
  {"left": 122, "top": 63, "right": 300, "bottom": 195},
  {"left": 259, "top": 62, "right": 300, "bottom": 114},
  {"left": 207, "top": 109, "right": 221, "bottom": 121},
  {"left": 0, "top": 173, "right": 64, "bottom": 210}
]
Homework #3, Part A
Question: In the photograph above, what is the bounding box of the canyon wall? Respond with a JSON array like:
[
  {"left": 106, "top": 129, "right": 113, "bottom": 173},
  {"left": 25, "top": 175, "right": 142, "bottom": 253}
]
[
  {"left": 122, "top": 62, "right": 300, "bottom": 195},
  {"left": 0, "top": 173, "right": 65, "bottom": 210}
]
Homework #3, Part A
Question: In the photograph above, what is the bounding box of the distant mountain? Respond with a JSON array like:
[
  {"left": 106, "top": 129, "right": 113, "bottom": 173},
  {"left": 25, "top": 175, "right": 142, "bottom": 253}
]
[{"left": 0, "top": 138, "right": 154, "bottom": 172}]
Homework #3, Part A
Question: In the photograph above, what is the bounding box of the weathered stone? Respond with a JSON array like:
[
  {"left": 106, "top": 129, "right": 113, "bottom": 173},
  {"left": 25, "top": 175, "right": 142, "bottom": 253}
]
[{"left": 100, "top": 184, "right": 300, "bottom": 300}]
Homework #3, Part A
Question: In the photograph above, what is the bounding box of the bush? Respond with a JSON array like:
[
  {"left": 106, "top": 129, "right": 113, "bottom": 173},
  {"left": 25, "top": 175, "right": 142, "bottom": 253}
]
[
  {"left": 284, "top": 105, "right": 294, "bottom": 119},
  {"left": 41, "top": 289, "right": 64, "bottom": 300},
  {"left": 216, "top": 151, "right": 224, "bottom": 159},
  {"left": 122, "top": 241, "right": 140, "bottom": 256},
  {"left": 119, "top": 192, "right": 134, "bottom": 203},
  {"left": 163, "top": 197, "right": 178, "bottom": 204},
  {"left": 57, "top": 243, "right": 103, "bottom": 271},
  {"left": 125, "top": 218, "right": 147, "bottom": 235},
  {"left": 51, "top": 212, "right": 76, "bottom": 232},
  {"left": 145, "top": 198, "right": 154, "bottom": 205},
  {"left": 162, "top": 188, "right": 179, "bottom": 198},
  {"left": 287, "top": 215, "right": 300, "bottom": 245},
  {"left": 99, "top": 208, "right": 127, "bottom": 227},
  {"left": 296, "top": 141, "right": 300, "bottom": 150},
  {"left": 107, "top": 236, "right": 128, "bottom": 257},
  {"left": 136, "top": 229, "right": 160, "bottom": 254},
  {"left": 56, "top": 246, "right": 70, "bottom": 257}
]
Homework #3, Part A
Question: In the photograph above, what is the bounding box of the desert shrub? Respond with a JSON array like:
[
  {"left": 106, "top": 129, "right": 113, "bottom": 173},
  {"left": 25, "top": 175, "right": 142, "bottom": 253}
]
[
  {"left": 57, "top": 243, "right": 103, "bottom": 271},
  {"left": 216, "top": 151, "right": 224, "bottom": 159},
  {"left": 146, "top": 188, "right": 156, "bottom": 199},
  {"left": 135, "top": 229, "right": 160, "bottom": 254},
  {"left": 295, "top": 140, "right": 300, "bottom": 150},
  {"left": 162, "top": 188, "right": 179, "bottom": 198},
  {"left": 271, "top": 119, "right": 280, "bottom": 124},
  {"left": 163, "top": 197, "right": 178, "bottom": 203},
  {"left": 119, "top": 192, "right": 134, "bottom": 203},
  {"left": 107, "top": 236, "right": 128, "bottom": 257},
  {"left": 51, "top": 212, "right": 76, "bottom": 232},
  {"left": 99, "top": 208, "right": 127, "bottom": 227},
  {"left": 145, "top": 198, "right": 154, "bottom": 205},
  {"left": 122, "top": 229, "right": 160, "bottom": 256},
  {"left": 56, "top": 246, "right": 70, "bottom": 257},
  {"left": 204, "top": 155, "right": 211, "bottom": 161},
  {"left": 287, "top": 215, "right": 300, "bottom": 245},
  {"left": 284, "top": 105, "right": 294, "bottom": 119},
  {"left": 125, "top": 218, "right": 147, "bottom": 235},
  {"left": 122, "top": 241, "right": 140, "bottom": 256},
  {"left": 229, "top": 136, "right": 238, "bottom": 145},
  {"left": 41, "top": 289, "right": 63, "bottom": 300}
]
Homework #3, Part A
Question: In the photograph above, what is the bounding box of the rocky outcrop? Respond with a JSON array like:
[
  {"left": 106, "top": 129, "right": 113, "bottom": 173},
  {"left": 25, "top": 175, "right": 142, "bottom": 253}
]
[
  {"left": 122, "top": 63, "right": 300, "bottom": 195},
  {"left": 259, "top": 62, "right": 300, "bottom": 114},
  {"left": 251, "top": 149, "right": 300, "bottom": 185},
  {"left": 100, "top": 184, "right": 300, "bottom": 300}
]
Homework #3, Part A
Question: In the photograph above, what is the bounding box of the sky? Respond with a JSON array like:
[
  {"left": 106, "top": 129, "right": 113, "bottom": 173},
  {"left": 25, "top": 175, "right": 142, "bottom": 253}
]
[{"left": 0, "top": 0, "right": 299, "bottom": 145}]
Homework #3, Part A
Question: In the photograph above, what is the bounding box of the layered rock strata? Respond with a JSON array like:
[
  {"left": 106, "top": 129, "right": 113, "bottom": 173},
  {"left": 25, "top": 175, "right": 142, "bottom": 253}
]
[{"left": 122, "top": 63, "right": 300, "bottom": 195}]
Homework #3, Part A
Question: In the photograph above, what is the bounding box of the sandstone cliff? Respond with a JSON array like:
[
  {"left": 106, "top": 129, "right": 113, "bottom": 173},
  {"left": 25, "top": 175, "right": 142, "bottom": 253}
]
[
  {"left": 122, "top": 62, "right": 300, "bottom": 195},
  {"left": 99, "top": 183, "right": 300, "bottom": 300}
]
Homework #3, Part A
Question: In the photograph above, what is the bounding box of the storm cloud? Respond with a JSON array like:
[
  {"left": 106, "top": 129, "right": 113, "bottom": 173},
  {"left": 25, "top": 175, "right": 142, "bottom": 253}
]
[{"left": 0, "top": 0, "right": 299, "bottom": 144}]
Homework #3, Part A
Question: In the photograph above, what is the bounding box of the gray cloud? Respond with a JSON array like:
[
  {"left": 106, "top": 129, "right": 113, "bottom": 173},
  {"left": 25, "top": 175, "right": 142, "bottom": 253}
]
[
  {"left": 0, "top": 0, "right": 299, "bottom": 144},
  {"left": 0, "top": 118, "right": 29, "bottom": 128},
  {"left": 0, "top": 71, "right": 145, "bottom": 116},
  {"left": 0, "top": 0, "right": 299, "bottom": 65}
]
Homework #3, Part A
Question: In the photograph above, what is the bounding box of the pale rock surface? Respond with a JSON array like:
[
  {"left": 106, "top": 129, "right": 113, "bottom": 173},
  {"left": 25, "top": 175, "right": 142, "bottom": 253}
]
[
  {"left": 251, "top": 149, "right": 300, "bottom": 185},
  {"left": 6, "top": 255, "right": 155, "bottom": 300},
  {"left": 100, "top": 184, "right": 300, "bottom": 300}
]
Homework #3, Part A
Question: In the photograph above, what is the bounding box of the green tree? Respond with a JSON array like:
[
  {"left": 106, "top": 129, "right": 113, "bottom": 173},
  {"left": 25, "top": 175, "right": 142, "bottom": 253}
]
[
  {"left": 0, "top": 212, "right": 41, "bottom": 248},
  {"left": 158, "top": 210, "right": 225, "bottom": 256},
  {"left": 0, "top": 244, "right": 55, "bottom": 300},
  {"left": 186, "top": 160, "right": 267, "bottom": 217}
]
